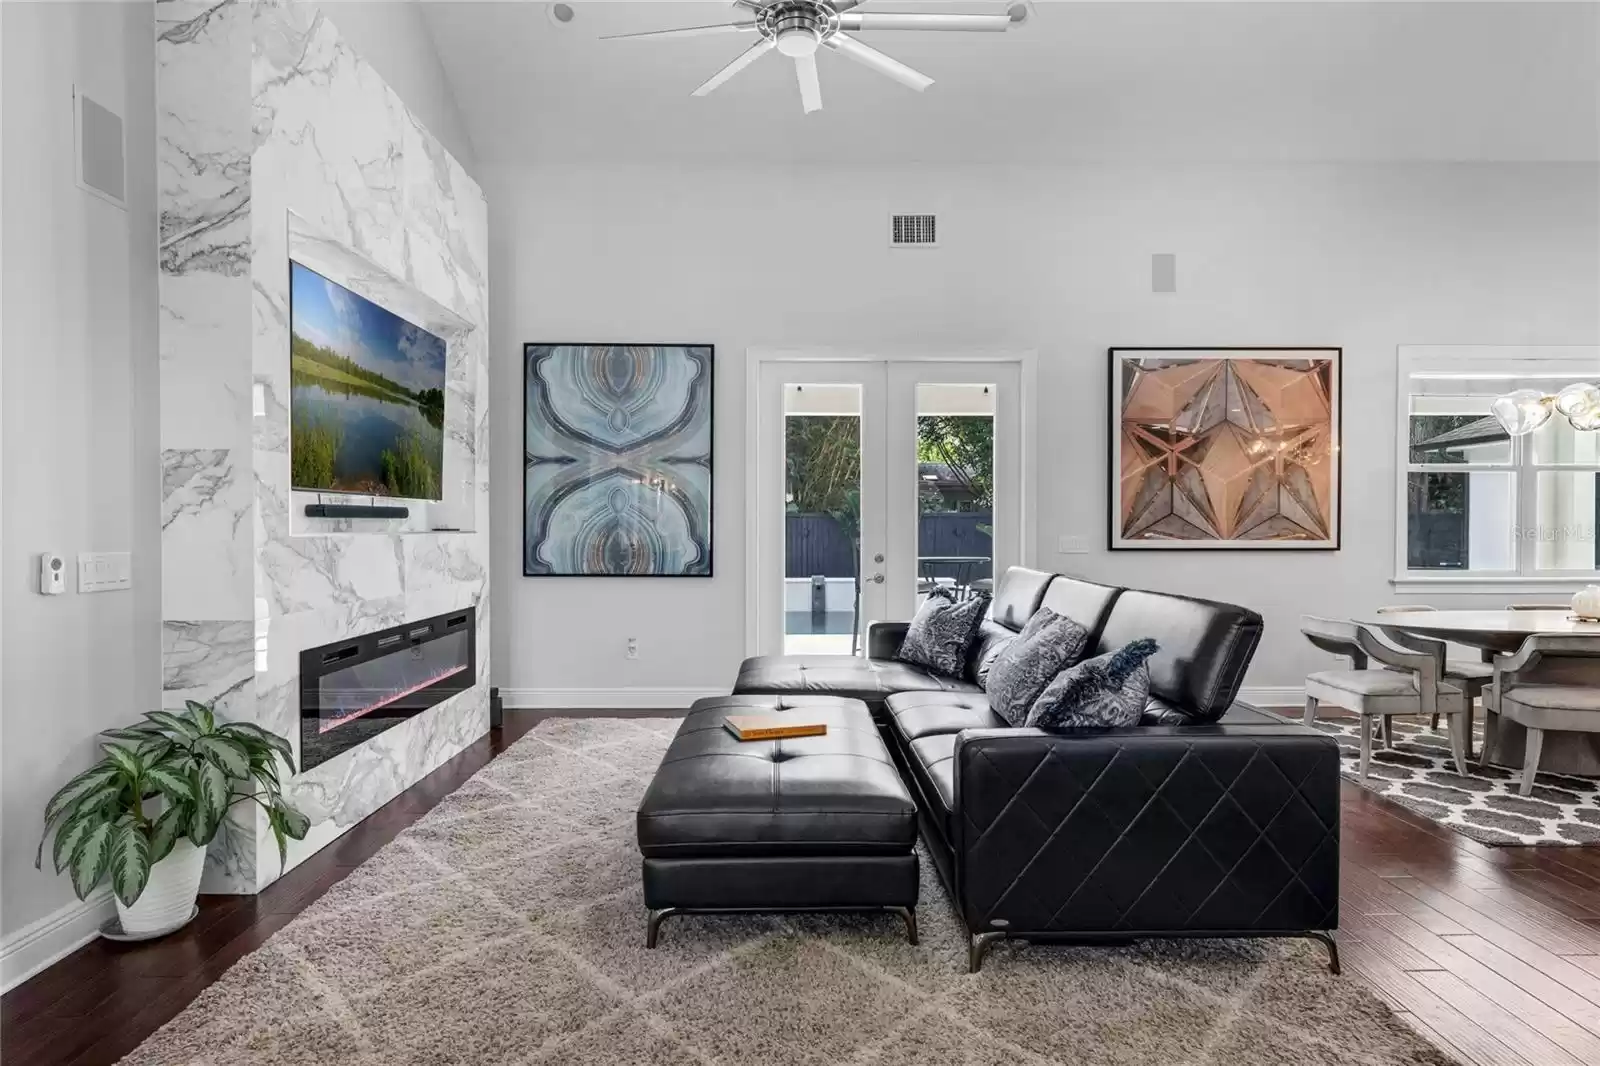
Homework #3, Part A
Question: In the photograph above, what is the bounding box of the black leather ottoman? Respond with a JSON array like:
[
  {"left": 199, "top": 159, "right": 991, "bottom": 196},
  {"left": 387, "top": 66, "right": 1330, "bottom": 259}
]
[{"left": 636, "top": 695, "right": 920, "bottom": 947}]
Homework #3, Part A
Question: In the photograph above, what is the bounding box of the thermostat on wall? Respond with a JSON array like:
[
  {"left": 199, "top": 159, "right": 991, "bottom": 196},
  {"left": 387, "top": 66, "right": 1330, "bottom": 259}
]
[{"left": 39, "top": 553, "right": 66, "bottom": 595}]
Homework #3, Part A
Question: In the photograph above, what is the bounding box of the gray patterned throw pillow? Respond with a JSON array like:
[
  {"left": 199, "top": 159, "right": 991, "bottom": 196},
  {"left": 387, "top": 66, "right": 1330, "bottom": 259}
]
[
  {"left": 1025, "top": 639, "right": 1160, "bottom": 729},
  {"left": 983, "top": 608, "right": 1091, "bottom": 727},
  {"left": 896, "top": 589, "right": 990, "bottom": 679}
]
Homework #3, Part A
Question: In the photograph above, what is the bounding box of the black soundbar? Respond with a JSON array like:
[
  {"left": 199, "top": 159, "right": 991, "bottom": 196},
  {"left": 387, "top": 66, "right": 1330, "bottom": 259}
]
[{"left": 304, "top": 503, "right": 410, "bottom": 520}]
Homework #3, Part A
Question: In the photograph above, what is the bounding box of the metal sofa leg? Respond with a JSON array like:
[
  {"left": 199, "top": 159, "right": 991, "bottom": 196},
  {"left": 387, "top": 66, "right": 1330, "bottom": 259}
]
[
  {"left": 1305, "top": 931, "right": 1341, "bottom": 975},
  {"left": 645, "top": 907, "right": 680, "bottom": 949},
  {"left": 890, "top": 906, "right": 919, "bottom": 946},
  {"left": 968, "top": 931, "right": 1007, "bottom": 974}
]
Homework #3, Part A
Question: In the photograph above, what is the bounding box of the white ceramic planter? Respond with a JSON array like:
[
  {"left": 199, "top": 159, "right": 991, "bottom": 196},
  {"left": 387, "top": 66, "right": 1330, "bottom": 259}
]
[
  {"left": 1573, "top": 585, "right": 1600, "bottom": 621},
  {"left": 115, "top": 838, "right": 205, "bottom": 935}
]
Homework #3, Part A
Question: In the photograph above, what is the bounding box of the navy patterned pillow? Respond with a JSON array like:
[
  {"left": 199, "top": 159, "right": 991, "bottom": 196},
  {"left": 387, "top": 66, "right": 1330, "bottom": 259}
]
[
  {"left": 896, "top": 589, "right": 990, "bottom": 679},
  {"left": 1025, "top": 639, "right": 1161, "bottom": 730},
  {"left": 982, "top": 608, "right": 1091, "bottom": 727}
]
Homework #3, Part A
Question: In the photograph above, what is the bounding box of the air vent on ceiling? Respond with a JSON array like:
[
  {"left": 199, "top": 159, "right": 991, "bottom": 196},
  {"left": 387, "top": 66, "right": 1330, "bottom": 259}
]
[{"left": 890, "top": 214, "right": 938, "bottom": 249}]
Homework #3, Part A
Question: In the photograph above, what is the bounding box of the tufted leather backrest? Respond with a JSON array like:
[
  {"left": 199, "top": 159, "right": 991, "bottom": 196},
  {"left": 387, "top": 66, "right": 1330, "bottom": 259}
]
[
  {"left": 1094, "top": 588, "right": 1262, "bottom": 724},
  {"left": 1037, "top": 575, "right": 1122, "bottom": 646}
]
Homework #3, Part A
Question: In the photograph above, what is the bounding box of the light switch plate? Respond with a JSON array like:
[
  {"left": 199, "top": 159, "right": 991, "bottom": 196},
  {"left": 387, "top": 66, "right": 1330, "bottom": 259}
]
[
  {"left": 1057, "top": 534, "right": 1090, "bottom": 555},
  {"left": 79, "top": 551, "right": 132, "bottom": 593}
]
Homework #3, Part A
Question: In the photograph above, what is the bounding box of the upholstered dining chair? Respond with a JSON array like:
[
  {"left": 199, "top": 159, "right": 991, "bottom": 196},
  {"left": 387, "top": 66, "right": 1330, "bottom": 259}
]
[
  {"left": 1373, "top": 605, "right": 1492, "bottom": 748},
  {"left": 1301, "top": 616, "right": 1471, "bottom": 781},
  {"left": 1480, "top": 634, "right": 1600, "bottom": 796}
]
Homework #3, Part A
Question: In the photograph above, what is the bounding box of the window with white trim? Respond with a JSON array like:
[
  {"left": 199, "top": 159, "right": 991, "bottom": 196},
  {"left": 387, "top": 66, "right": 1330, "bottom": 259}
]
[{"left": 1398, "top": 349, "right": 1599, "bottom": 580}]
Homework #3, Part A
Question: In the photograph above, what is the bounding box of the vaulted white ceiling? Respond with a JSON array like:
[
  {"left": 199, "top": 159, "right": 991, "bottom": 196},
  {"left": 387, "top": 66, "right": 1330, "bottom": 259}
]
[{"left": 422, "top": 1, "right": 1600, "bottom": 164}]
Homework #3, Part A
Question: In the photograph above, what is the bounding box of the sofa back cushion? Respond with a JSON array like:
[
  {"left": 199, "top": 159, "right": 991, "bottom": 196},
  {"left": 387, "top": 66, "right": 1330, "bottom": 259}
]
[
  {"left": 1094, "top": 588, "right": 1262, "bottom": 724},
  {"left": 964, "top": 567, "right": 1056, "bottom": 685},
  {"left": 989, "top": 567, "right": 1055, "bottom": 630},
  {"left": 1037, "top": 575, "right": 1122, "bottom": 645}
]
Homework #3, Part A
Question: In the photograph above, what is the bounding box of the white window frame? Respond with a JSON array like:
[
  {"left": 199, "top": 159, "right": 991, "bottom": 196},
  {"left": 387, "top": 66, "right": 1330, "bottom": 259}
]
[{"left": 1394, "top": 346, "right": 1600, "bottom": 595}]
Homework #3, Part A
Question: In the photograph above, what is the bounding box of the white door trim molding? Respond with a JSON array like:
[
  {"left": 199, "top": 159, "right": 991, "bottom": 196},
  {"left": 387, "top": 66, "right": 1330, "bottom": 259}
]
[
  {"left": 744, "top": 346, "right": 1039, "bottom": 657},
  {"left": 1, "top": 888, "right": 114, "bottom": 993}
]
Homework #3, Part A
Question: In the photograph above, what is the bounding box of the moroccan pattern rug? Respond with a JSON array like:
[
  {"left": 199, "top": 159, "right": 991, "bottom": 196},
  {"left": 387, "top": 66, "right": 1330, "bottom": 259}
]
[
  {"left": 1295, "top": 713, "right": 1600, "bottom": 846},
  {"left": 122, "top": 718, "right": 1456, "bottom": 1066}
]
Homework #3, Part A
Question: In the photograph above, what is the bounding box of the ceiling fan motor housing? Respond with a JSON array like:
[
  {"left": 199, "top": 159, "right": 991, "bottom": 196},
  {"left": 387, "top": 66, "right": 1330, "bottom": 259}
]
[{"left": 761, "top": 1, "right": 838, "bottom": 56}]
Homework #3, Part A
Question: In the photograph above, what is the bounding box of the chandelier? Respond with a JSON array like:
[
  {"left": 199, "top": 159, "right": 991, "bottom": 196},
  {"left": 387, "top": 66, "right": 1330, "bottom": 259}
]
[{"left": 1490, "top": 382, "right": 1600, "bottom": 435}]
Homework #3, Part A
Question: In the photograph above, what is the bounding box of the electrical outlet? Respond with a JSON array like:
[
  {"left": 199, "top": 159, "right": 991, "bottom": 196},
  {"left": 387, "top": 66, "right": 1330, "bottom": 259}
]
[
  {"left": 625, "top": 637, "right": 639, "bottom": 660},
  {"left": 1056, "top": 535, "right": 1090, "bottom": 555},
  {"left": 78, "top": 551, "right": 132, "bottom": 592}
]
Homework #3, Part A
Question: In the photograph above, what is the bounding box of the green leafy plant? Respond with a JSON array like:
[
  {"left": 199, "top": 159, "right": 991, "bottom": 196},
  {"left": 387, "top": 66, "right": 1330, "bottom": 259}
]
[{"left": 35, "top": 702, "right": 309, "bottom": 907}]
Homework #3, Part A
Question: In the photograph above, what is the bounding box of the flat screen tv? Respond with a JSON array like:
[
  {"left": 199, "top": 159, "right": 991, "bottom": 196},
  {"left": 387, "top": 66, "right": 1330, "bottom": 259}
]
[{"left": 289, "top": 261, "right": 447, "bottom": 500}]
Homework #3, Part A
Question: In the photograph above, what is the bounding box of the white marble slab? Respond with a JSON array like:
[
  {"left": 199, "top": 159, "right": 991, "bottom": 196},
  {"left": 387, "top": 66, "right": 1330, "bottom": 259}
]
[{"left": 159, "top": 0, "right": 490, "bottom": 896}]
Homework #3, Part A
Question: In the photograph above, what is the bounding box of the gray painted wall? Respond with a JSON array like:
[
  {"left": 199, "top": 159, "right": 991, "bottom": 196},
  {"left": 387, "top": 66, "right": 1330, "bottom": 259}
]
[
  {"left": 485, "top": 162, "right": 1600, "bottom": 701},
  {"left": 1, "top": 0, "right": 160, "bottom": 954}
]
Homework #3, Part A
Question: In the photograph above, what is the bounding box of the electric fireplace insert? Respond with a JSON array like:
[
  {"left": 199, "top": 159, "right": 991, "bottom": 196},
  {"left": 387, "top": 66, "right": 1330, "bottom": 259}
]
[{"left": 299, "top": 607, "right": 475, "bottom": 772}]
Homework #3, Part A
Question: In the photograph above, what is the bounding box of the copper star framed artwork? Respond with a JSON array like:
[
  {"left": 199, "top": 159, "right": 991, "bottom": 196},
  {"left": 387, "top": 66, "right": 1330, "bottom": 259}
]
[{"left": 1109, "top": 348, "right": 1341, "bottom": 550}]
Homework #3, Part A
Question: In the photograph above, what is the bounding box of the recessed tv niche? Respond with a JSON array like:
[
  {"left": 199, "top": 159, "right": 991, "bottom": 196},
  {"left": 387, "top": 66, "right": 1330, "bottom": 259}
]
[{"left": 289, "top": 261, "right": 447, "bottom": 500}]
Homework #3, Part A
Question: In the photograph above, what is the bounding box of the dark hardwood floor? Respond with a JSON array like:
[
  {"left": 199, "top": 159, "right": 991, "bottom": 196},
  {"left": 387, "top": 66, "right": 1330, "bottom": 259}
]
[{"left": 5, "top": 708, "right": 1600, "bottom": 1066}]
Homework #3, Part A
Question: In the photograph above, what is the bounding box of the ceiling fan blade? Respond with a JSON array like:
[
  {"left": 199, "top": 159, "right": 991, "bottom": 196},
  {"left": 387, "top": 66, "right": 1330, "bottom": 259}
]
[
  {"left": 732, "top": 1, "right": 767, "bottom": 10},
  {"left": 832, "top": 0, "right": 868, "bottom": 11},
  {"left": 823, "top": 34, "right": 933, "bottom": 92},
  {"left": 692, "top": 38, "right": 776, "bottom": 96},
  {"left": 795, "top": 53, "right": 823, "bottom": 113},
  {"left": 837, "top": 13, "right": 1012, "bottom": 32},
  {"left": 602, "top": 21, "right": 756, "bottom": 41}
]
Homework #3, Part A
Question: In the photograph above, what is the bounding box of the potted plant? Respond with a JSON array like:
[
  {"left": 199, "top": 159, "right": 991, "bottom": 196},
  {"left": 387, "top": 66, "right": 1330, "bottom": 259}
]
[{"left": 35, "top": 701, "right": 309, "bottom": 936}]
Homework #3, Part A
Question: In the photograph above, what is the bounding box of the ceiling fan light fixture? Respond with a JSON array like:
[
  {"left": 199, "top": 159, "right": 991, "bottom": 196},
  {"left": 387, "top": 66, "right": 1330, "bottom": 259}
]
[{"left": 775, "top": 24, "right": 821, "bottom": 58}]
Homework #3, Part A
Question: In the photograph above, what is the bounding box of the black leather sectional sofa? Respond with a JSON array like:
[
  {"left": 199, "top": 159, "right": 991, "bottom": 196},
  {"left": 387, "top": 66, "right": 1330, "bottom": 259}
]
[{"left": 734, "top": 567, "right": 1342, "bottom": 972}]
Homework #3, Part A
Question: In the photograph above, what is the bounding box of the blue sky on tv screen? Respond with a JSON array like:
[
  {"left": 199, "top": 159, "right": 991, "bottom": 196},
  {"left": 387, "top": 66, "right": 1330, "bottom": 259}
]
[{"left": 290, "top": 262, "right": 446, "bottom": 394}]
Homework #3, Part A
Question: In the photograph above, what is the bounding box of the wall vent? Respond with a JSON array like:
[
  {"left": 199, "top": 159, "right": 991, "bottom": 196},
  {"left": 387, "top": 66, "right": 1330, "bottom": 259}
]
[
  {"left": 75, "top": 87, "right": 125, "bottom": 208},
  {"left": 890, "top": 214, "right": 938, "bottom": 248}
]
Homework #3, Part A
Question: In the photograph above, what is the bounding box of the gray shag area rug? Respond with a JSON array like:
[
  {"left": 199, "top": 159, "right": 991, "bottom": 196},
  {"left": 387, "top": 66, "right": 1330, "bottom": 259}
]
[
  {"left": 122, "top": 717, "right": 1459, "bottom": 1066},
  {"left": 1287, "top": 712, "right": 1600, "bottom": 846}
]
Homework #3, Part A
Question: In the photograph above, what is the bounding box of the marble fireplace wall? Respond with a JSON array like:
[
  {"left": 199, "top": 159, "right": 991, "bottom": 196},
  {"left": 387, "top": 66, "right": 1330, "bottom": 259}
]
[{"left": 158, "top": 0, "right": 490, "bottom": 893}]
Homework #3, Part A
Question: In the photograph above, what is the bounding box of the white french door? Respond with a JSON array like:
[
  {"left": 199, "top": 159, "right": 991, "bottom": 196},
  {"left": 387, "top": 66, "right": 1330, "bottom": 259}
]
[{"left": 751, "top": 353, "right": 1028, "bottom": 657}]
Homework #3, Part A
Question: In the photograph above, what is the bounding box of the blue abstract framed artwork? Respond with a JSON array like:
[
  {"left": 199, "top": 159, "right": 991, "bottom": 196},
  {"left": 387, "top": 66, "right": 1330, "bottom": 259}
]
[{"left": 523, "top": 344, "right": 713, "bottom": 577}]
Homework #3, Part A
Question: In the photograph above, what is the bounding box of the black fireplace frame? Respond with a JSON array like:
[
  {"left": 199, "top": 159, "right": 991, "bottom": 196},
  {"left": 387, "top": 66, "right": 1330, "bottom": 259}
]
[{"left": 298, "top": 606, "right": 476, "bottom": 772}]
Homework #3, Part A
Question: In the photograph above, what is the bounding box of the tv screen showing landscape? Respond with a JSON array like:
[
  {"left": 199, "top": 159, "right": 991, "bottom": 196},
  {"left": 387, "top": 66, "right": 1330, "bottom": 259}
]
[{"left": 289, "top": 261, "right": 447, "bottom": 500}]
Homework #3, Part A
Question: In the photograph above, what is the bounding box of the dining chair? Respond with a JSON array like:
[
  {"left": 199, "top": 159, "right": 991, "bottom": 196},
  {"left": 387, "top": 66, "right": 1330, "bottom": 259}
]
[
  {"left": 1373, "top": 605, "right": 1491, "bottom": 748},
  {"left": 1301, "top": 616, "right": 1470, "bottom": 781},
  {"left": 1480, "top": 634, "right": 1600, "bottom": 796}
]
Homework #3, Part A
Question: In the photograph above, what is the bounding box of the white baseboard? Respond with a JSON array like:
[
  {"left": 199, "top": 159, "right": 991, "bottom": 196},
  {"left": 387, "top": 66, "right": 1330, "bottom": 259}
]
[
  {"left": 499, "top": 687, "right": 723, "bottom": 711},
  {"left": 1, "top": 887, "right": 113, "bottom": 993},
  {"left": 1238, "top": 685, "right": 1305, "bottom": 709}
]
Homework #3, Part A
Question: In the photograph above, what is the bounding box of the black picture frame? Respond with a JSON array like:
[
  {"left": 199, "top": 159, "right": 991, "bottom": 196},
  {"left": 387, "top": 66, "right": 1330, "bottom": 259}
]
[
  {"left": 1107, "top": 346, "right": 1343, "bottom": 552},
  {"left": 522, "top": 343, "right": 715, "bottom": 577}
]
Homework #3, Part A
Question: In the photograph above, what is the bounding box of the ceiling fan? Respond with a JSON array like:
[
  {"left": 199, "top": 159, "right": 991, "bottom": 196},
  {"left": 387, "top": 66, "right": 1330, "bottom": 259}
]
[{"left": 601, "top": 1, "right": 1020, "bottom": 114}]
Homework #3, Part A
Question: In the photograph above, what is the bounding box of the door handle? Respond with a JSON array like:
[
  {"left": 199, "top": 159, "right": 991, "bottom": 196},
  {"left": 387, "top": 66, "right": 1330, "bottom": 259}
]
[{"left": 871, "top": 574, "right": 885, "bottom": 584}]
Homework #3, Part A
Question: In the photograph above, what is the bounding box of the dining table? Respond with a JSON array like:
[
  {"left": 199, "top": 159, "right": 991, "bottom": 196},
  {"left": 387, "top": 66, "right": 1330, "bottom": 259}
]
[{"left": 1361, "top": 609, "right": 1600, "bottom": 777}]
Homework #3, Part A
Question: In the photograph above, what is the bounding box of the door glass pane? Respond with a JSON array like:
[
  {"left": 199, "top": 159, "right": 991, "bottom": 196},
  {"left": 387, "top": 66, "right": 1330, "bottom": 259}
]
[
  {"left": 784, "top": 384, "right": 862, "bottom": 655},
  {"left": 1405, "top": 471, "right": 1515, "bottom": 571},
  {"left": 915, "top": 384, "right": 994, "bottom": 605},
  {"left": 1533, "top": 471, "right": 1600, "bottom": 570}
]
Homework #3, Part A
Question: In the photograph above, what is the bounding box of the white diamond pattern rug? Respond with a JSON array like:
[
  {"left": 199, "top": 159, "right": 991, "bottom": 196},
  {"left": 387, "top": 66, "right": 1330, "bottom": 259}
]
[
  {"left": 1290, "top": 712, "right": 1600, "bottom": 846},
  {"left": 118, "top": 717, "right": 1459, "bottom": 1066}
]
